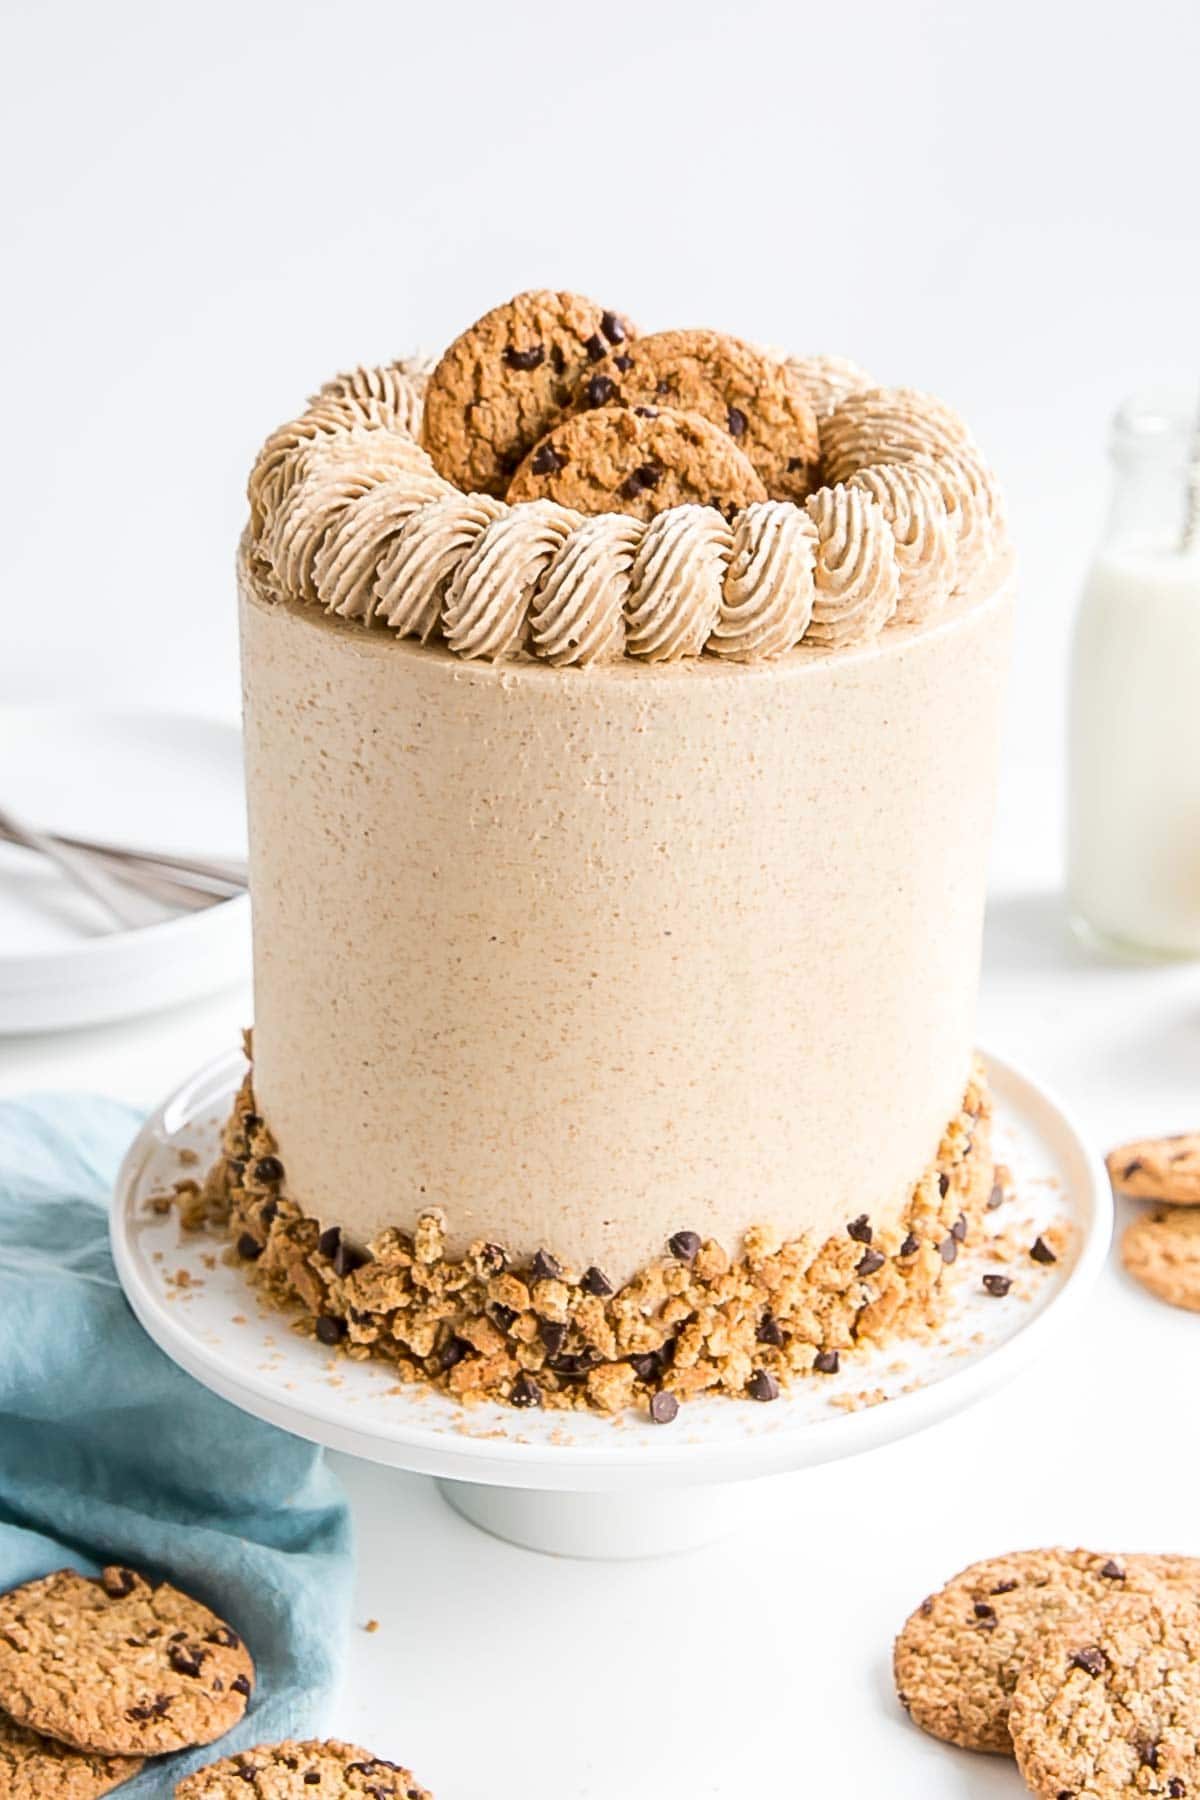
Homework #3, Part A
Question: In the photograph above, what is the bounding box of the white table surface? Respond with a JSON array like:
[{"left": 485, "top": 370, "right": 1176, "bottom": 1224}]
[{"left": 2, "top": 752, "right": 1198, "bottom": 1799}]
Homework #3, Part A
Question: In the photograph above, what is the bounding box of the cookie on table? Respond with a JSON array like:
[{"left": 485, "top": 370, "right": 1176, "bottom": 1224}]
[
  {"left": 175, "top": 1738, "right": 432, "bottom": 1798},
  {"left": 420, "top": 289, "right": 637, "bottom": 496},
  {"left": 1123, "top": 1207, "right": 1200, "bottom": 1312},
  {"left": 571, "top": 328, "right": 820, "bottom": 501},
  {"left": 1107, "top": 1132, "right": 1200, "bottom": 1204},
  {"left": 0, "top": 1709, "right": 143, "bottom": 1800},
  {"left": 893, "top": 1547, "right": 1200, "bottom": 1754},
  {"left": 507, "top": 404, "right": 767, "bottom": 521},
  {"left": 0, "top": 1565, "right": 254, "bottom": 1757},
  {"left": 1010, "top": 1590, "right": 1200, "bottom": 1799}
]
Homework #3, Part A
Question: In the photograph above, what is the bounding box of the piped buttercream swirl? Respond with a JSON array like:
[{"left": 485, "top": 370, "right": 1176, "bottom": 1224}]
[
  {"left": 709, "top": 502, "right": 818, "bottom": 660},
  {"left": 846, "top": 462, "right": 958, "bottom": 625},
  {"left": 803, "top": 485, "right": 900, "bottom": 645},
  {"left": 442, "top": 500, "right": 580, "bottom": 661},
  {"left": 311, "top": 358, "right": 429, "bottom": 439},
  {"left": 268, "top": 442, "right": 444, "bottom": 604},
  {"left": 374, "top": 494, "right": 508, "bottom": 642},
  {"left": 529, "top": 513, "right": 645, "bottom": 666},
  {"left": 821, "top": 386, "right": 974, "bottom": 486},
  {"left": 784, "top": 354, "right": 875, "bottom": 422},
  {"left": 313, "top": 464, "right": 455, "bottom": 621},
  {"left": 626, "top": 506, "right": 732, "bottom": 662},
  {"left": 903, "top": 446, "right": 1007, "bottom": 593}
]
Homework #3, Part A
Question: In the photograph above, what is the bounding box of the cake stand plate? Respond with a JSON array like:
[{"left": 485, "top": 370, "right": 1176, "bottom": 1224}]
[{"left": 111, "top": 1048, "right": 1110, "bottom": 1559}]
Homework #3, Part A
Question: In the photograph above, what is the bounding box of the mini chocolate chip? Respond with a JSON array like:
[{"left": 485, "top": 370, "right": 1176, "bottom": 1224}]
[
  {"left": 856, "top": 1248, "right": 885, "bottom": 1277},
  {"left": 530, "top": 1248, "right": 562, "bottom": 1282},
  {"left": 757, "top": 1312, "right": 785, "bottom": 1347},
  {"left": 584, "top": 332, "right": 606, "bottom": 363},
  {"left": 531, "top": 442, "right": 565, "bottom": 475},
  {"left": 491, "top": 1303, "right": 517, "bottom": 1332},
  {"left": 613, "top": 352, "right": 633, "bottom": 371},
  {"left": 334, "top": 1240, "right": 369, "bottom": 1278},
  {"left": 898, "top": 1233, "right": 919, "bottom": 1257},
  {"left": 260, "top": 1198, "right": 279, "bottom": 1225},
  {"left": 633, "top": 405, "right": 658, "bottom": 418},
  {"left": 951, "top": 1213, "right": 968, "bottom": 1242},
  {"left": 1139, "top": 1738, "right": 1160, "bottom": 1770},
  {"left": 655, "top": 377, "right": 672, "bottom": 395},
  {"left": 236, "top": 1232, "right": 263, "bottom": 1262},
  {"left": 748, "top": 1369, "right": 779, "bottom": 1402},
  {"left": 726, "top": 404, "right": 747, "bottom": 438},
  {"left": 304, "top": 1776, "right": 321, "bottom": 1788},
  {"left": 813, "top": 1349, "right": 840, "bottom": 1374},
  {"left": 317, "top": 1225, "right": 341, "bottom": 1260},
  {"left": 539, "top": 1319, "right": 567, "bottom": 1356},
  {"left": 169, "top": 1644, "right": 205, "bottom": 1678},
  {"left": 938, "top": 1172, "right": 950, "bottom": 1198},
  {"left": 1124, "top": 1158, "right": 1145, "bottom": 1178},
  {"left": 231, "top": 1673, "right": 252, "bottom": 1697},
  {"left": 650, "top": 1391, "right": 679, "bottom": 1424},
  {"left": 919, "top": 1596, "right": 934, "bottom": 1616},
  {"left": 549, "top": 344, "right": 566, "bottom": 376},
  {"left": 1100, "top": 1559, "right": 1126, "bottom": 1579},
  {"left": 503, "top": 344, "right": 544, "bottom": 372},
  {"left": 847, "top": 1213, "right": 873, "bottom": 1244},
  {"left": 581, "top": 1265, "right": 614, "bottom": 1297},
  {"left": 241, "top": 1112, "right": 262, "bottom": 1132},
  {"left": 439, "top": 1334, "right": 470, "bottom": 1371},
  {"left": 786, "top": 455, "right": 806, "bottom": 472},
  {"left": 315, "top": 1315, "right": 346, "bottom": 1345},
  {"left": 987, "top": 1180, "right": 1005, "bottom": 1209},
  {"left": 478, "top": 1242, "right": 507, "bottom": 1275},
  {"left": 938, "top": 1235, "right": 958, "bottom": 1264},
  {"left": 1030, "top": 1235, "right": 1058, "bottom": 1264},
  {"left": 668, "top": 1229, "right": 701, "bottom": 1263},
  {"left": 1070, "top": 1645, "right": 1106, "bottom": 1676},
  {"left": 973, "top": 1602, "right": 997, "bottom": 1628},
  {"left": 991, "top": 1579, "right": 1018, "bottom": 1594},
  {"left": 252, "top": 1155, "right": 284, "bottom": 1183},
  {"left": 600, "top": 309, "right": 626, "bottom": 345},
  {"left": 982, "top": 1274, "right": 1012, "bottom": 1296},
  {"left": 102, "top": 1567, "right": 138, "bottom": 1598},
  {"left": 206, "top": 1626, "right": 241, "bottom": 1648},
  {"left": 511, "top": 1372, "right": 542, "bottom": 1408},
  {"left": 584, "top": 373, "right": 616, "bottom": 407},
  {"left": 234, "top": 1769, "right": 255, "bottom": 1784},
  {"left": 1169, "top": 1777, "right": 1186, "bottom": 1797}
]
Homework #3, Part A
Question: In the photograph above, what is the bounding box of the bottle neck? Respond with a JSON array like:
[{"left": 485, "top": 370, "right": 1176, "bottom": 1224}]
[{"left": 1101, "top": 390, "right": 1194, "bottom": 555}]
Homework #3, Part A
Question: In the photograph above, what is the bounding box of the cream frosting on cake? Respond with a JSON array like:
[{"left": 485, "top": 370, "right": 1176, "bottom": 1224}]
[{"left": 212, "top": 332, "right": 1016, "bottom": 1413}]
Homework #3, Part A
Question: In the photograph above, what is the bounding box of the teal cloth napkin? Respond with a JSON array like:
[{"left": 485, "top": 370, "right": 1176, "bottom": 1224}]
[{"left": 0, "top": 1094, "right": 354, "bottom": 1797}]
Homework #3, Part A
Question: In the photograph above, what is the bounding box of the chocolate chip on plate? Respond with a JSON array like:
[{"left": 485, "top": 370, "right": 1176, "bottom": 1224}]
[
  {"left": 846, "top": 1213, "right": 873, "bottom": 1244},
  {"left": 580, "top": 1265, "right": 614, "bottom": 1297},
  {"left": 315, "top": 1315, "right": 346, "bottom": 1345},
  {"left": 511, "top": 1372, "right": 542, "bottom": 1408},
  {"left": 982, "top": 1274, "right": 1012, "bottom": 1297},
  {"left": 649, "top": 1391, "right": 679, "bottom": 1424},
  {"left": 813, "top": 1349, "right": 840, "bottom": 1374},
  {"left": 530, "top": 1248, "right": 562, "bottom": 1282},
  {"left": 747, "top": 1369, "right": 779, "bottom": 1402},
  {"left": 1030, "top": 1235, "right": 1058, "bottom": 1264},
  {"left": 236, "top": 1233, "right": 263, "bottom": 1262}
]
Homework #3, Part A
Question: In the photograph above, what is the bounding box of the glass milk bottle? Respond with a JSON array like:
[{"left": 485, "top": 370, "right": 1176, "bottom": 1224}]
[{"left": 1068, "top": 391, "right": 1200, "bottom": 956}]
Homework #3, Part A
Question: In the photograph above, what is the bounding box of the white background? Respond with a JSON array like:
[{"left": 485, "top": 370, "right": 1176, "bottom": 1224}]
[{"left": 3, "top": 2, "right": 1200, "bottom": 1795}]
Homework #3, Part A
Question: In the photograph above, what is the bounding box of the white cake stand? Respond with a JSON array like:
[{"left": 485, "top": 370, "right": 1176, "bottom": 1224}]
[{"left": 111, "top": 1048, "right": 1110, "bottom": 1559}]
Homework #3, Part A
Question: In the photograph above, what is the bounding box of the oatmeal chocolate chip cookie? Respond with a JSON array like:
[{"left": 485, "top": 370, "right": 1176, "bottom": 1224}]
[
  {"left": 175, "top": 1738, "right": 431, "bottom": 1798},
  {"left": 0, "top": 1710, "right": 143, "bottom": 1800},
  {"left": 894, "top": 1547, "right": 1200, "bottom": 1754},
  {"left": 1107, "top": 1132, "right": 1200, "bottom": 1205},
  {"left": 507, "top": 404, "right": 767, "bottom": 521},
  {"left": 1010, "top": 1590, "right": 1200, "bottom": 1799},
  {"left": 0, "top": 1566, "right": 254, "bottom": 1757},
  {"left": 573, "top": 328, "right": 820, "bottom": 502},
  {"left": 420, "top": 289, "right": 637, "bottom": 496},
  {"left": 1122, "top": 1207, "right": 1200, "bottom": 1312}
]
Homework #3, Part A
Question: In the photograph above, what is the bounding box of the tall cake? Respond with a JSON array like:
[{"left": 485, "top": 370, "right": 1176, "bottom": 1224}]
[{"left": 209, "top": 291, "right": 1015, "bottom": 1418}]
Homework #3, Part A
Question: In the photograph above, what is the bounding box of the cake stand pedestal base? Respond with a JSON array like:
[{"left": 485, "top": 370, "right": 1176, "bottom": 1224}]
[{"left": 437, "top": 1477, "right": 770, "bottom": 1559}]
